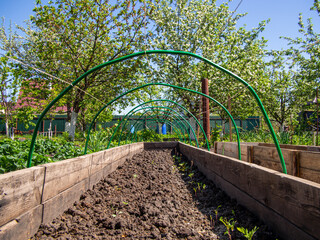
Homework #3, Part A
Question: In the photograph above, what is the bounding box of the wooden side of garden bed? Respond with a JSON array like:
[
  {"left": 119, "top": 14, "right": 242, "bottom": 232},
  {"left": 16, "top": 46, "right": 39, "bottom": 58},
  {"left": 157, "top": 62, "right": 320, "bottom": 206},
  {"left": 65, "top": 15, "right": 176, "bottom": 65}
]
[
  {"left": 180, "top": 142, "right": 320, "bottom": 240},
  {"left": 0, "top": 143, "right": 144, "bottom": 240},
  {"left": 214, "top": 141, "right": 320, "bottom": 183}
]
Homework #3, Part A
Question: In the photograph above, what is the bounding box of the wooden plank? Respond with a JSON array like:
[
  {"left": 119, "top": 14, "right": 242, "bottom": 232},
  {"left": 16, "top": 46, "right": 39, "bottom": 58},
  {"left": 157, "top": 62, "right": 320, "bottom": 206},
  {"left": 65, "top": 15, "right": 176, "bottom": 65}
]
[
  {"left": 247, "top": 146, "right": 253, "bottom": 163},
  {"left": 300, "top": 168, "right": 320, "bottom": 184},
  {"left": 214, "top": 141, "right": 218, "bottom": 153},
  {"left": 181, "top": 143, "right": 320, "bottom": 239},
  {"left": 217, "top": 154, "right": 320, "bottom": 238},
  {"left": 291, "top": 151, "right": 300, "bottom": 177},
  {"left": 0, "top": 205, "right": 42, "bottom": 240},
  {"left": 252, "top": 146, "right": 293, "bottom": 173},
  {"left": 90, "top": 151, "right": 107, "bottom": 175},
  {"left": 199, "top": 166, "right": 316, "bottom": 240},
  {"left": 0, "top": 167, "right": 44, "bottom": 226},
  {"left": 299, "top": 151, "right": 320, "bottom": 169},
  {"left": 144, "top": 141, "right": 178, "bottom": 149},
  {"left": 42, "top": 179, "right": 88, "bottom": 224},
  {"left": 41, "top": 155, "right": 91, "bottom": 202},
  {"left": 130, "top": 142, "right": 144, "bottom": 156},
  {"left": 214, "top": 142, "right": 259, "bottom": 160},
  {"left": 259, "top": 143, "right": 320, "bottom": 152}
]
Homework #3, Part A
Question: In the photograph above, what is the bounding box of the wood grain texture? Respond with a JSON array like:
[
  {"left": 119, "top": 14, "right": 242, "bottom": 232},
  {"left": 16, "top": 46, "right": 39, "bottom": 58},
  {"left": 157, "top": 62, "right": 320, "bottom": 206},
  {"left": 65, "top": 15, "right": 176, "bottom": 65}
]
[
  {"left": 178, "top": 143, "right": 320, "bottom": 240},
  {"left": 41, "top": 155, "right": 91, "bottom": 202},
  {"left": 0, "top": 205, "right": 42, "bottom": 240},
  {"left": 42, "top": 179, "right": 88, "bottom": 225},
  {"left": 0, "top": 167, "right": 44, "bottom": 226}
]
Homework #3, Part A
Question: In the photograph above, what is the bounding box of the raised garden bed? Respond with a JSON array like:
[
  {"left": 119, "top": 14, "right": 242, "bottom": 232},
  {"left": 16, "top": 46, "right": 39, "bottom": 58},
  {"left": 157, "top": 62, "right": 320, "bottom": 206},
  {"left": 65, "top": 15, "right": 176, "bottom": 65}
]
[
  {"left": 1, "top": 142, "right": 319, "bottom": 240},
  {"left": 32, "top": 149, "right": 278, "bottom": 239},
  {"left": 214, "top": 141, "right": 320, "bottom": 183}
]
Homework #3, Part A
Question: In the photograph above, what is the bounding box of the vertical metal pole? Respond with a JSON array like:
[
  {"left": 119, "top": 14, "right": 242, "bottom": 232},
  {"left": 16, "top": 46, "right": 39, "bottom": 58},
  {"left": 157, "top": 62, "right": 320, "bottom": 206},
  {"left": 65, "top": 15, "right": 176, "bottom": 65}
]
[
  {"left": 202, "top": 78, "right": 210, "bottom": 141},
  {"left": 317, "top": 88, "right": 319, "bottom": 146},
  {"left": 228, "top": 97, "right": 232, "bottom": 142}
]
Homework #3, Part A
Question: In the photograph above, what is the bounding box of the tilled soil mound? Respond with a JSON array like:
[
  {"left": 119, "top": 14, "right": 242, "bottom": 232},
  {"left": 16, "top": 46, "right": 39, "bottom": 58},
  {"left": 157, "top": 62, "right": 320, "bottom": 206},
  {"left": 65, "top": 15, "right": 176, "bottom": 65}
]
[{"left": 33, "top": 149, "right": 279, "bottom": 239}]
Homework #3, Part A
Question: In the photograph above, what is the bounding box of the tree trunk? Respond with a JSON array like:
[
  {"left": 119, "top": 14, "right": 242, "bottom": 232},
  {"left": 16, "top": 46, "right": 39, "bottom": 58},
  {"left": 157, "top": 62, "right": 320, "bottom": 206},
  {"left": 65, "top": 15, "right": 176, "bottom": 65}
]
[
  {"left": 69, "top": 111, "right": 78, "bottom": 141},
  {"left": 5, "top": 119, "right": 9, "bottom": 138}
]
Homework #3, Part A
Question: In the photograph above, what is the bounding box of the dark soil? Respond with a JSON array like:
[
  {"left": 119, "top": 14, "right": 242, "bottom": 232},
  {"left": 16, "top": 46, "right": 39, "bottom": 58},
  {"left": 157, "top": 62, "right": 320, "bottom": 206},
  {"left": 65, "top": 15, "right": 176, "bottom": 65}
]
[{"left": 33, "top": 149, "right": 279, "bottom": 239}]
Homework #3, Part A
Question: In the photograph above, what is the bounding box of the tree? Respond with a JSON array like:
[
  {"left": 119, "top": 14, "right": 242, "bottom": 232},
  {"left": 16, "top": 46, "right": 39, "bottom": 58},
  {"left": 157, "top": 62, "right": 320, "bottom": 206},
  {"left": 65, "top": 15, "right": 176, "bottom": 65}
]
[
  {"left": 260, "top": 51, "right": 299, "bottom": 131},
  {"left": 149, "top": 0, "right": 269, "bottom": 127},
  {"left": 0, "top": 56, "right": 19, "bottom": 138},
  {"left": 1, "top": 0, "right": 153, "bottom": 140},
  {"left": 284, "top": 0, "right": 320, "bottom": 105}
]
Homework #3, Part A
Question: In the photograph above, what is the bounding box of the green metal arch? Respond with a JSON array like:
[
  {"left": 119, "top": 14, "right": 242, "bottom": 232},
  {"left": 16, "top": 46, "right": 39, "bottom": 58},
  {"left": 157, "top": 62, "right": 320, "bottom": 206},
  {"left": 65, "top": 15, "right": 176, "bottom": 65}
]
[
  {"left": 123, "top": 109, "right": 188, "bottom": 144},
  {"left": 113, "top": 105, "right": 196, "bottom": 148},
  {"left": 123, "top": 99, "right": 209, "bottom": 149},
  {"left": 116, "top": 99, "right": 209, "bottom": 149},
  {"left": 84, "top": 83, "right": 239, "bottom": 158},
  {"left": 129, "top": 111, "right": 186, "bottom": 143},
  {"left": 134, "top": 118, "right": 184, "bottom": 143},
  {"left": 128, "top": 113, "right": 186, "bottom": 144},
  {"left": 27, "top": 50, "right": 286, "bottom": 174},
  {"left": 125, "top": 108, "right": 189, "bottom": 144}
]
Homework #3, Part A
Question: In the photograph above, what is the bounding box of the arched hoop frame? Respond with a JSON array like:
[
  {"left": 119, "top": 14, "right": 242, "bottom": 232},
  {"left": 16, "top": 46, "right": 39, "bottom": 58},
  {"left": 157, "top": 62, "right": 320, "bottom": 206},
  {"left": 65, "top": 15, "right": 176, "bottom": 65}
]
[
  {"left": 122, "top": 99, "right": 208, "bottom": 147},
  {"left": 125, "top": 110, "right": 186, "bottom": 144},
  {"left": 113, "top": 106, "right": 195, "bottom": 148},
  {"left": 127, "top": 110, "right": 187, "bottom": 144},
  {"left": 84, "top": 83, "right": 239, "bottom": 158},
  {"left": 27, "top": 50, "right": 287, "bottom": 174},
  {"left": 114, "top": 99, "right": 210, "bottom": 149}
]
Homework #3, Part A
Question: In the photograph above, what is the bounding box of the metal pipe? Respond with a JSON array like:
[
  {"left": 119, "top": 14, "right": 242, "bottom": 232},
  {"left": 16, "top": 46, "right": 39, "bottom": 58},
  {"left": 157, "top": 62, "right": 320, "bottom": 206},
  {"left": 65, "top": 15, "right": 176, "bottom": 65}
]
[
  {"left": 112, "top": 106, "right": 195, "bottom": 148},
  {"left": 124, "top": 110, "right": 186, "bottom": 144},
  {"left": 28, "top": 50, "right": 283, "bottom": 172},
  {"left": 119, "top": 99, "right": 209, "bottom": 149}
]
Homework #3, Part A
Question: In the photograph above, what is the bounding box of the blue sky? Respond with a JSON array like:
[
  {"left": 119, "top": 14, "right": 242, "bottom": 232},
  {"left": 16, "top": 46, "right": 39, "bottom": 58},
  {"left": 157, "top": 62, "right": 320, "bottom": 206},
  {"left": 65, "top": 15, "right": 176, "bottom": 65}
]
[{"left": 0, "top": 0, "right": 319, "bottom": 51}]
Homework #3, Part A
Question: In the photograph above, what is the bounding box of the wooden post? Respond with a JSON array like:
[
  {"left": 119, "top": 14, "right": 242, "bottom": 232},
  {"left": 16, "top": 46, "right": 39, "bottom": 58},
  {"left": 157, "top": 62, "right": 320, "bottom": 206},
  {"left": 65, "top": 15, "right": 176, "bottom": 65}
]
[
  {"left": 228, "top": 98, "right": 232, "bottom": 142},
  {"left": 214, "top": 141, "right": 218, "bottom": 153},
  {"left": 291, "top": 151, "right": 300, "bottom": 177},
  {"left": 247, "top": 146, "right": 254, "bottom": 163},
  {"left": 201, "top": 78, "right": 210, "bottom": 141},
  {"left": 55, "top": 125, "right": 57, "bottom": 137},
  {"left": 316, "top": 88, "right": 319, "bottom": 146}
]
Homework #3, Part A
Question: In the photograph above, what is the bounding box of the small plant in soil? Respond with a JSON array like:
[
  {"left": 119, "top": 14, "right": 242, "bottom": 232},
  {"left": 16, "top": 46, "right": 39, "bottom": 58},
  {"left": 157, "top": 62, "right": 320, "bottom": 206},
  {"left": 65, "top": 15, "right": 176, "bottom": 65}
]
[
  {"left": 220, "top": 216, "right": 237, "bottom": 240},
  {"left": 112, "top": 210, "right": 122, "bottom": 218},
  {"left": 193, "top": 187, "right": 198, "bottom": 196},
  {"left": 214, "top": 205, "right": 221, "bottom": 221},
  {"left": 209, "top": 205, "right": 221, "bottom": 230},
  {"left": 237, "top": 226, "right": 259, "bottom": 240}
]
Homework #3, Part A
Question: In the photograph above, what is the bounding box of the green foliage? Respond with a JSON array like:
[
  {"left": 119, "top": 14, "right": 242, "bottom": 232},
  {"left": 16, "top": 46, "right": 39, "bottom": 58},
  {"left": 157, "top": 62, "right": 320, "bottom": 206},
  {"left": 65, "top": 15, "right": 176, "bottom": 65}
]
[
  {"left": 237, "top": 226, "right": 259, "bottom": 240},
  {"left": 0, "top": 138, "right": 83, "bottom": 174},
  {"left": 136, "top": 129, "right": 162, "bottom": 142},
  {"left": 87, "top": 125, "right": 114, "bottom": 152},
  {"left": 220, "top": 216, "right": 237, "bottom": 240},
  {"left": 150, "top": 0, "right": 268, "bottom": 119},
  {"left": 210, "top": 125, "right": 222, "bottom": 146}
]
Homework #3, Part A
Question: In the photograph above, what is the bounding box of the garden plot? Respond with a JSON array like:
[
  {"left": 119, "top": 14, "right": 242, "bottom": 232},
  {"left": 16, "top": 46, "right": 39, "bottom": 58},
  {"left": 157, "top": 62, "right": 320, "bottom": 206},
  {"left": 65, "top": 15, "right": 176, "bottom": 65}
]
[{"left": 32, "top": 149, "right": 278, "bottom": 239}]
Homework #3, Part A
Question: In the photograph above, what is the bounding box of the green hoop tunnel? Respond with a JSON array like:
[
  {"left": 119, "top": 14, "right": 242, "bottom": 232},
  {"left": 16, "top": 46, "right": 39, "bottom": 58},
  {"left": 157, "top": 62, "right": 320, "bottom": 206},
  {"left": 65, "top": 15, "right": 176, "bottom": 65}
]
[
  {"left": 27, "top": 50, "right": 286, "bottom": 174},
  {"left": 128, "top": 112, "right": 186, "bottom": 143},
  {"left": 128, "top": 114, "right": 187, "bottom": 144},
  {"left": 122, "top": 99, "right": 209, "bottom": 149},
  {"left": 112, "top": 105, "right": 196, "bottom": 148},
  {"left": 130, "top": 118, "right": 184, "bottom": 144},
  {"left": 124, "top": 109, "right": 188, "bottom": 144},
  {"left": 123, "top": 109, "right": 188, "bottom": 144},
  {"left": 84, "top": 83, "right": 239, "bottom": 158},
  {"left": 116, "top": 99, "right": 209, "bottom": 148}
]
